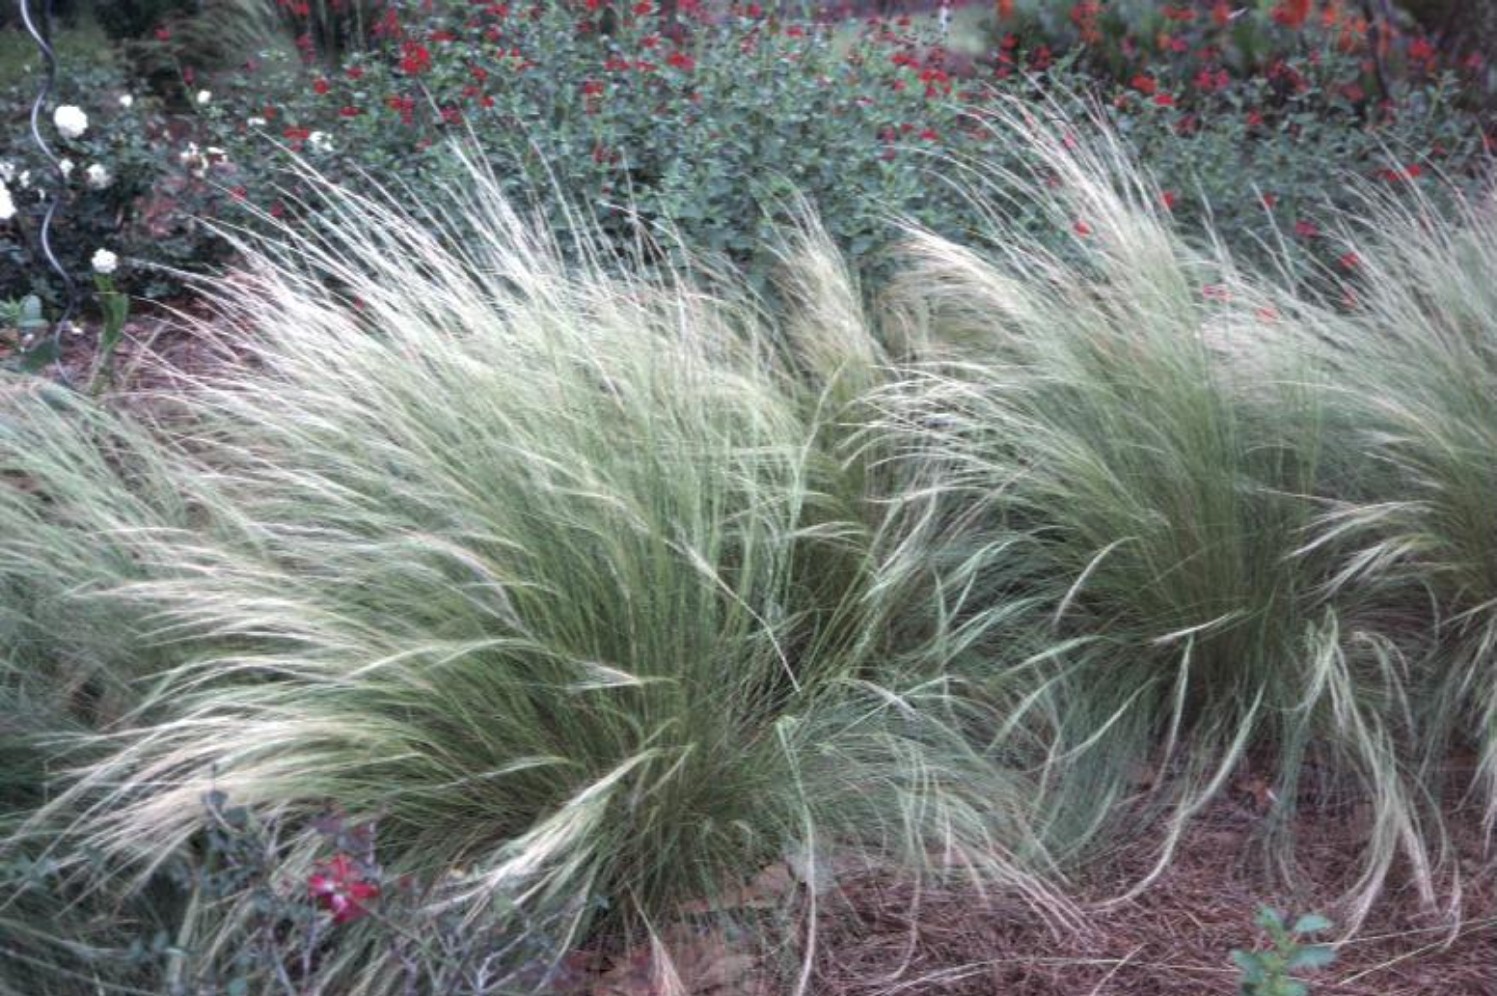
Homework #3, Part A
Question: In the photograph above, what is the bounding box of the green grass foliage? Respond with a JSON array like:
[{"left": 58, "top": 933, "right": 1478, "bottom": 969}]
[{"left": 2, "top": 110, "right": 1494, "bottom": 992}]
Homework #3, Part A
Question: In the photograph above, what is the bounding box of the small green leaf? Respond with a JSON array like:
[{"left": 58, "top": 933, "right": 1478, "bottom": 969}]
[
  {"left": 19, "top": 295, "right": 46, "bottom": 329},
  {"left": 1286, "top": 944, "right": 1336, "bottom": 971},
  {"left": 227, "top": 977, "right": 250, "bottom": 996},
  {"left": 1231, "top": 949, "right": 1265, "bottom": 983},
  {"left": 1282, "top": 980, "right": 1308, "bottom": 996},
  {"left": 1290, "top": 913, "right": 1333, "bottom": 935},
  {"left": 1255, "top": 906, "right": 1286, "bottom": 930}
]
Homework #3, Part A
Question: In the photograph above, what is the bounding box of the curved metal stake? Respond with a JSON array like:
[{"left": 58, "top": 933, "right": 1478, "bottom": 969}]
[{"left": 20, "top": 0, "right": 78, "bottom": 384}]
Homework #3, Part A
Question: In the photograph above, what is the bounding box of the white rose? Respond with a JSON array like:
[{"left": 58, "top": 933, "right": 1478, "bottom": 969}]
[
  {"left": 246, "top": 116, "right": 267, "bottom": 128},
  {"left": 53, "top": 104, "right": 88, "bottom": 140},
  {"left": 85, "top": 163, "right": 111, "bottom": 189},
  {"left": 0, "top": 182, "right": 15, "bottom": 222},
  {"left": 308, "top": 131, "right": 333, "bottom": 154},
  {"left": 196, "top": 90, "right": 212, "bottom": 105},
  {"left": 59, "top": 157, "right": 74, "bottom": 179},
  {"left": 119, "top": 93, "right": 134, "bottom": 109},
  {"left": 18, "top": 170, "right": 31, "bottom": 189},
  {"left": 91, "top": 248, "right": 119, "bottom": 275}
]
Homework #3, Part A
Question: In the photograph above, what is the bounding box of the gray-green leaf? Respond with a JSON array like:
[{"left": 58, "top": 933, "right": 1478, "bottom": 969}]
[
  {"left": 1285, "top": 944, "right": 1336, "bottom": 971},
  {"left": 1291, "top": 913, "right": 1333, "bottom": 935}
]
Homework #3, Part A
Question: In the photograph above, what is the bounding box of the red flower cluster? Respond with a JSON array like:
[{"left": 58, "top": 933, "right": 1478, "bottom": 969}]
[
  {"left": 307, "top": 854, "right": 379, "bottom": 925},
  {"left": 400, "top": 41, "right": 433, "bottom": 75},
  {"left": 1271, "top": 0, "right": 1311, "bottom": 29}
]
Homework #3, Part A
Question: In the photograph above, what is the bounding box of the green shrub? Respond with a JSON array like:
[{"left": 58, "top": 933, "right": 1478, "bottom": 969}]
[
  {"left": 0, "top": 63, "right": 239, "bottom": 306},
  {"left": 4, "top": 2, "right": 1492, "bottom": 308},
  {"left": 181, "top": 0, "right": 1492, "bottom": 295}
]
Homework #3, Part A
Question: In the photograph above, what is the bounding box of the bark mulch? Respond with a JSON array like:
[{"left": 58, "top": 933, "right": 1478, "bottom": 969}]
[{"left": 815, "top": 795, "right": 1495, "bottom": 996}]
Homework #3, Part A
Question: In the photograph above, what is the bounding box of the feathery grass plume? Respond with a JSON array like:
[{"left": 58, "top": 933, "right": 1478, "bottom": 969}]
[
  {"left": 35, "top": 149, "right": 1071, "bottom": 991},
  {"left": 862, "top": 99, "right": 1443, "bottom": 924},
  {"left": 1307, "top": 183, "right": 1497, "bottom": 852},
  {"left": 0, "top": 377, "right": 203, "bottom": 995}
]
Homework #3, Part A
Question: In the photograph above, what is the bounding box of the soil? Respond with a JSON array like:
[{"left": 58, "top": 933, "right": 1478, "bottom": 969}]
[{"left": 815, "top": 796, "right": 1496, "bottom": 996}]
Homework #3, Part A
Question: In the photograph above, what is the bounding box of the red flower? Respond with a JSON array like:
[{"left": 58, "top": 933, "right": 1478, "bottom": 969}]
[
  {"left": 1130, "top": 73, "right": 1158, "bottom": 95},
  {"left": 339, "top": 105, "right": 361, "bottom": 118},
  {"left": 919, "top": 127, "right": 939, "bottom": 141},
  {"left": 1338, "top": 251, "right": 1360, "bottom": 270},
  {"left": 1073, "top": 219, "right": 1093, "bottom": 237},
  {"left": 1408, "top": 37, "right": 1436, "bottom": 63},
  {"left": 633, "top": 1, "right": 652, "bottom": 14},
  {"left": 1161, "top": 190, "right": 1179, "bottom": 211},
  {"left": 666, "top": 50, "right": 694, "bottom": 71},
  {"left": 1154, "top": 93, "right": 1176, "bottom": 107},
  {"left": 307, "top": 855, "right": 379, "bottom": 925},
  {"left": 1271, "top": 0, "right": 1310, "bottom": 29},
  {"left": 1294, "top": 218, "right": 1320, "bottom": 239},
  {"left": 346, "top": 66, "right": 364, "bottom": 80},
  {"left": 154, "top": 25, "right": 172, "bottom": 41},
  {"left": 313, "top": 78, "right": 331, "bottom": 95},
  {"left": 400, "top": 41, "right": 433, "bottom": 75},
  {"left": 581, "top": 79, "right": 605, "bottom": 97}
]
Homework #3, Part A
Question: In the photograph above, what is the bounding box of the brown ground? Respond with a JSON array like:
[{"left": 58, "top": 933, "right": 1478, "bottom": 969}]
[{"left": 814, "top": 797, "right": 1495, "bottom": 996}]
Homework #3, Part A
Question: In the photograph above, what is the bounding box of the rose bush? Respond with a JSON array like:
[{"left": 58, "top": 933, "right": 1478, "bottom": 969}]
[{"left": 0, "top": 63, "right": 239, "bottom": 304}]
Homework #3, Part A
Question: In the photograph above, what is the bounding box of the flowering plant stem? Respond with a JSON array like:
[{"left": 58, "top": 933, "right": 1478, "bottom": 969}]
[{"left": 87, "top": 273, "right": 128, "bottom": 393}]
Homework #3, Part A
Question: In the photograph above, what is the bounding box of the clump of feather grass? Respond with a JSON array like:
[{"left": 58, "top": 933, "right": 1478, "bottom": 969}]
[
  {"left": 23, "top": 149, "right": 1073, "bottom": 993},
  {"left": 1304, "top": 183, "right": 1497, "bottom": 848},
  {"left": 0, "top": 379, "right": 204, "bottom": 995},
  {"left": 858, "top": 100, "right": 1460, "bottom": 928}
]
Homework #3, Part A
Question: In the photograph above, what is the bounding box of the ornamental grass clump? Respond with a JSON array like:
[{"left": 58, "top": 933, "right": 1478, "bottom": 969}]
[
  {"left": 0, "top": 380, "right": 201, "bottom": 993},
  {"left": 858, "top": 103, "right": 1451, "bottom": 926},
  {"left": 17, "top": 150, "right": 1069, "bottom": 992},
  {"left": 1306, "top": 185, "right": 1497, "bottom": 842}
]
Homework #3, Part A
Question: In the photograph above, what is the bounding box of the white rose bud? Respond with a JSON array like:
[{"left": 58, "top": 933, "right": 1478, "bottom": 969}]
[
  {"left": 53, "top": 104, "right": 88, "bottom": 140},
  {"left": 85, "top": 163, "right": 112, "bottom": 190},
  {"left": 196, "top": 90, "right": 212, "bottom": 105},
  {"left": 91, "top": 248, "right": 119, "bottom": 275},
  {"left": 119, "top": 93, "right": 135, "bottom": 109},
  {"left": 0, "top": 182, "right": 15, "bottom": 223},
  {"left": 59, "top": 157, "right": 74, "bottom": 179}
]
